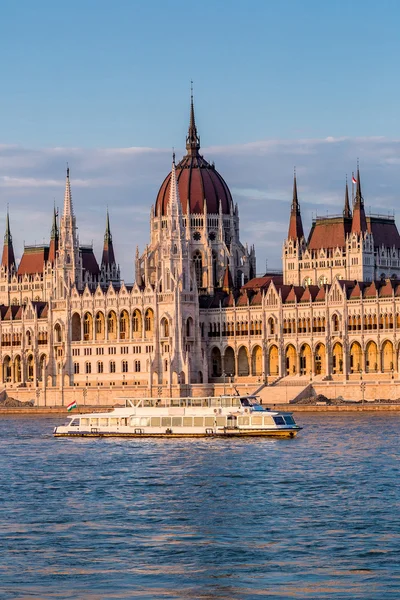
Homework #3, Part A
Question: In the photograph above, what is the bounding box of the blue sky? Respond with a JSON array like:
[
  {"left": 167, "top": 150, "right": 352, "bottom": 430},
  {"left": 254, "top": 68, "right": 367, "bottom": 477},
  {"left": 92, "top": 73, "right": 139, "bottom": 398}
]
[{"left": 0, "top": 0, "right": 399, "bottom": 279}]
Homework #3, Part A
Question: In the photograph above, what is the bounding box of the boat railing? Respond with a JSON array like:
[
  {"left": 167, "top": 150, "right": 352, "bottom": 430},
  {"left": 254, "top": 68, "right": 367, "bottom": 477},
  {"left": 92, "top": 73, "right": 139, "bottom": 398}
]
[{"left": 114, "top": 396, "right": 250, "bottom": 409}]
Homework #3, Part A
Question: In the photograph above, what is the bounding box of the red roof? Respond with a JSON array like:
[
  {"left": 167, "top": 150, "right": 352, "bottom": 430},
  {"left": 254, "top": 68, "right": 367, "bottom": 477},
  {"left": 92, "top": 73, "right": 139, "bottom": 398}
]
[
  {"left": 243, "top": 274, "right": 283, "bottom": 291},
  {"left": 308, "top": 217, "right": 351, "bottom": 250},
  {"left": 81, "top": 247, "right": 100, "bottom": 275},
  {"left": 379, "top": 280, "right": 395, "bottom": 297},
  {"left": 367, "top": 217, "right": 400, "bottom": 249},
  {"left": 18, "top": 246, "right": 49, "bottom": 276}
]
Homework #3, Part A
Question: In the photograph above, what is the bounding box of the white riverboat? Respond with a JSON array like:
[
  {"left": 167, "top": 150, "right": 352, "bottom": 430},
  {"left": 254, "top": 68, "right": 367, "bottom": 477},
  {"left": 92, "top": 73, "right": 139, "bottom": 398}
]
[{"left": 53, "top": 396, "right": 302, "bottom": 438}]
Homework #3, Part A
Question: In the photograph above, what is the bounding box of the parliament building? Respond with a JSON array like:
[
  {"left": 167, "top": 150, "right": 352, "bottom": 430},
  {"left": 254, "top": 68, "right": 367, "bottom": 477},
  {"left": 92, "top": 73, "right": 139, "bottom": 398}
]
[{"left": 1, "top": 97, "right": 400, "bottom": 405}]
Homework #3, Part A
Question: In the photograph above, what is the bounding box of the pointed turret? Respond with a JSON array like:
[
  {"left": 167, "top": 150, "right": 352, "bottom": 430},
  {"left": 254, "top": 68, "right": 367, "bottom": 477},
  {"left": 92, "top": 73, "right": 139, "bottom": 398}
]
[
  {"left": 101, "top": 209, "right": 116, "bottom": 267},
  {"left": 287, "top": 171, "right": 304, "bottom": 240},
  {"left": 1, "top": 209, "right": 16, "bottom": 272},
  {"left": 351, "top": 167, "right": 367, "bottom": 234},
  {"left": 186, "top": 83, "right": 200, "bottom": 156},
  {"left": 222, "top": 264, "right": 234, "bottom": 293},
  {"left": 343, "top": 177, "right": 351, "bottom": 218},
  {"left": 48, "top": 204, "right": 59, "bottom": 263}
]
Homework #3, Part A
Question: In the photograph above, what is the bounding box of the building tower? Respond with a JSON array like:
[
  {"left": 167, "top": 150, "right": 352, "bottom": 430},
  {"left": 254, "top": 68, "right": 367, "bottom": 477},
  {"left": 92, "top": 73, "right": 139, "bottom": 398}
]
[{"left": 56, "top": 167, "right": 82, "bottom": 296}]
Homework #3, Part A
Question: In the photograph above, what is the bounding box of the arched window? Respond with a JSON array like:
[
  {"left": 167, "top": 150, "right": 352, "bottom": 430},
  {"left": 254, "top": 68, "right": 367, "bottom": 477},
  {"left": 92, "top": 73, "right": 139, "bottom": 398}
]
[
  {"left": 186, "top": 317, "right": 193, "bottom": 337},
  {"left": 83, "top": 313, "right": 93, "bottom": 340},
  {"left": 193, "top": 251, "right": 203, "bottom": 289},
  {"left": 145, "top": 309, "right": 154, "bottom": 333},
  {"left": 54, "top": 323, "right": 62, "bottom": 343},
  {"left": 161, "top": 318, "right": 169, "bottom": 338},
  {"left": 212, "top": 251, "right": 218, "bottom": 288}
]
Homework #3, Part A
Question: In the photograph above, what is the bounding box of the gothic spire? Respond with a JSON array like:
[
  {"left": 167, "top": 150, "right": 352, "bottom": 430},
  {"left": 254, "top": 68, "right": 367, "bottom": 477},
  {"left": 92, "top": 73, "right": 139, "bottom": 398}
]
[
  {"left": 1, "top": 209, "right": 16, "bottom": 271},
  {"left": 63, "top": 165, "right": 74, "bottom": 218},
  {"left": 168, "top": 154, "right": 182, "bottom": 218},
  {"left": 51, "top": 203, "right": 58, "bottom": 240},
  {"left": 287, "top": 170, "right": 304, "bottom": 240},
  {"left": 48, "top": 203, "right": 59, "bottom": 263},
  {"left": 101, "top": 209, "right": 116, "bottom": 266},
  {"left": 186, "top": 82, "right": 200, "bottom": 156},
  {"left": 343, "top": 177, "right": 351, "bottom": 218},
  {"left": 351, "top": 166, "right": 367, "bottom": 234}
]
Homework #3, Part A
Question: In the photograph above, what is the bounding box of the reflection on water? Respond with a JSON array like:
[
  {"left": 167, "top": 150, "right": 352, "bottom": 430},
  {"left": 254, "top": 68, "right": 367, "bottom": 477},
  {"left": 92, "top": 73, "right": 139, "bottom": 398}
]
[{"left": 0, "top": 413, "right": 400, "bottom": 599}]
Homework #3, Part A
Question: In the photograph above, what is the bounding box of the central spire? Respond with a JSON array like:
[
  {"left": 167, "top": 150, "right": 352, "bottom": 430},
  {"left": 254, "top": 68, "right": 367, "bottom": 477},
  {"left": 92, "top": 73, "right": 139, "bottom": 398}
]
[{"left": 186, "top": 82, "right": 200, "bottom": 156}]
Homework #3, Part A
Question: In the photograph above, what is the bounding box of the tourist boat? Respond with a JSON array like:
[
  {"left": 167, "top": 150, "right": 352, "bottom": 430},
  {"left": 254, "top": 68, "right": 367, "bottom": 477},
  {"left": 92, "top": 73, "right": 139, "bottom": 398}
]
[{"left": 53, "top": 396, "right": 302, "bottom": 438}]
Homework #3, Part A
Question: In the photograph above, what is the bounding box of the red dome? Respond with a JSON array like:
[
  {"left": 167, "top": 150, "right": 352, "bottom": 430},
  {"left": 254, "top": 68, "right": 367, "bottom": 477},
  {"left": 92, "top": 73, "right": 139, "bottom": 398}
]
[{"left": 155, "top": 153, "right": 233, "bottom": 217}]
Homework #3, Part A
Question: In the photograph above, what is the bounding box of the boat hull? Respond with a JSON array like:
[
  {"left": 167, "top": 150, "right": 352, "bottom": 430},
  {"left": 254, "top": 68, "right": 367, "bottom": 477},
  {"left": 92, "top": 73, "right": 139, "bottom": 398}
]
[{"left": 54, "top": 428, "right": 301, "bottom": 439}]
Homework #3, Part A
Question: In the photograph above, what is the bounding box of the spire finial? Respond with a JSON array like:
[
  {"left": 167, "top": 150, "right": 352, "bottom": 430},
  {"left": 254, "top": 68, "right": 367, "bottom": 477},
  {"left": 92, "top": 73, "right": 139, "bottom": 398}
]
[
  {"left": 291, "top": 168, "right": 299, "bottom": 214},
  {"left": 172, "top": 147, "right": 175, "bottom": 164},
  {"left": 186, "top": 82, "right": 200, "bottom": 156}
]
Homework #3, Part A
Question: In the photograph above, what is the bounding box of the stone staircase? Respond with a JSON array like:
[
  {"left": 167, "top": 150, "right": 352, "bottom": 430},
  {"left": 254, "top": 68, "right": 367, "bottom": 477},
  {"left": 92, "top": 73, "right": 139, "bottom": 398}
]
[{"left": 256, "top": 380, "right": 313, "bottom": 405}]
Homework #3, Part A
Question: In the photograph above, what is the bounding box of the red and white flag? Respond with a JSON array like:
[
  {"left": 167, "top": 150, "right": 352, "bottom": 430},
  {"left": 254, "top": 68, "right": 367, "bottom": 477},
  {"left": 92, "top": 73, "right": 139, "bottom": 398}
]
[{"left": 352, "top": 175, "right": 357, "bottom": 184}]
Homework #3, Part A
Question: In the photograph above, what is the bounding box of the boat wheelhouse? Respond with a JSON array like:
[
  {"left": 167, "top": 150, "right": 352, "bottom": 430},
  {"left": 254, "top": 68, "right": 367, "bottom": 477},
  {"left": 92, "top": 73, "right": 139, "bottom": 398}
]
[{"left": 53, "top": 396, "right": 302, "bottom": 438}]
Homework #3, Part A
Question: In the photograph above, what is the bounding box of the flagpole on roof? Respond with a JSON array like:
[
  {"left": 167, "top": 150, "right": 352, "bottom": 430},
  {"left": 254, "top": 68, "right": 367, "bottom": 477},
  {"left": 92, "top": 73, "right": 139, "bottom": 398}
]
[{"left": 351, "top": 171, "right": 354, "bottom": 206}]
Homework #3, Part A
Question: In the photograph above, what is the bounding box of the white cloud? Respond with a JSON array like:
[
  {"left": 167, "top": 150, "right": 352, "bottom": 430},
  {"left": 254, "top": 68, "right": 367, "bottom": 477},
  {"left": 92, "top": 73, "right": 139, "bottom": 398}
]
[{"left": 1, "top": 136, "right": 400, "bottom": 279}]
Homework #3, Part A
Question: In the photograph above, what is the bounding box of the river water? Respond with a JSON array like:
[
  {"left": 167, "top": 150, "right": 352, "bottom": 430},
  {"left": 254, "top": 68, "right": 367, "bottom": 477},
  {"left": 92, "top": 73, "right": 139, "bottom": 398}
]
[{"left": 0, "top": 413, "right": 399, "bottom": 599}]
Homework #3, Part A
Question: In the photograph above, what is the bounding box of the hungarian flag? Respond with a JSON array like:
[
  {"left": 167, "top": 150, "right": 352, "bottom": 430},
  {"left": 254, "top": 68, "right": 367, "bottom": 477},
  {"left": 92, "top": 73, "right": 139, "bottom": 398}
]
[
  {"left": 352, "top": 175, "right": 357, "bottom": 184},
  {"left": 67, "top": 400, "right": 77, "bottom": 412}
]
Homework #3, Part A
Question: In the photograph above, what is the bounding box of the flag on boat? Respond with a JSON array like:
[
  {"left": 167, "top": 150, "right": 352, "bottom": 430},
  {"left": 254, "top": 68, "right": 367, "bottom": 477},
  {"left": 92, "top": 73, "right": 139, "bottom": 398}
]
[
  {"left": 67, "top": 400, "right": 77, "bottom": 412},
  {"left": 352, "top": 175, "right": 357, "bottom": 184}
]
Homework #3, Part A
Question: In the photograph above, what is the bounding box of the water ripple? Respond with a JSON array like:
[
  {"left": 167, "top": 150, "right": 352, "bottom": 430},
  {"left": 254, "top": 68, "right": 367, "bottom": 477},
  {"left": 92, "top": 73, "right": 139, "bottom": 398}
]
[{"left": 0, "top": 413, "right": 400, "bottom": 599}]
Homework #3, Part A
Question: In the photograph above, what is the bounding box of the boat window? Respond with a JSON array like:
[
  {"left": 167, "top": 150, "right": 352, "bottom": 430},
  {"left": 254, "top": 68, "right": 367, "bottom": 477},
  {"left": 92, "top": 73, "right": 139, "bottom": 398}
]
[
  {"left": 263, "top": 415, "right": 274, "bottom": 425},
  {"left": 251, "top": 416, "right": 262, "bottom": 426},
  {"left": 216, "top": 416, "right": 226, "bottom": 426},
  {"left": 284, "top": 415, "right": 295, "bottom": 425},
  {"left": 172, "top": 417, "right": 182, "bottom": 427},
  {"left": 120, "top": 418, "right": 127, "bottom": 426},
  {"left": 204, "top": 417, "right": 214, "bottom": 427},
  {"left": 273, "top": 416, "right": 286, "bottom": 426},
  {"left": 70, "top": 419, "right": 80, "bottom": 426},
  {"left": 90, "top": 418, "right": 99, "bottom": 426},
  {"left": 183, "top": 417, "right": 192, "bottom": 427},
  {"left": 140, "top": 417, "right": 150, "bottom": 427},
  {"left": 109, "top": 418, "right": 119, "bottom": 426},
  {"left": 238, "top": 416, "right": 250, "bottom": 426},
  {"left": 161, "top": 417, "right": 172, "bottom": 427},
  {"left": 99, "top": 418, "right": 108, "bottom": 426},
  {"left": 80, "top": 418, "right": 89, "bottom": 426},
  {"left": 151, "top": 417, "right": 161, "bottom": 427},
  {"left": 240, "top": 397, "right": 251, "bottom": 407},
  {"left": 193, "top": 417, "right": 203, "bottom": 427}
]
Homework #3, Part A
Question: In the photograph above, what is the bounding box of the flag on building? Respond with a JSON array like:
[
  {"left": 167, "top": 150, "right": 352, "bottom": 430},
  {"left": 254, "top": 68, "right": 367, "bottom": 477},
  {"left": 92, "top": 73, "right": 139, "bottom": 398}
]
[
  {"left": 67, "top": 400, "right": 77, "bottom": 412},
  {"left": 352, "top": 175, "right": 357, "bottom": 184}
]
